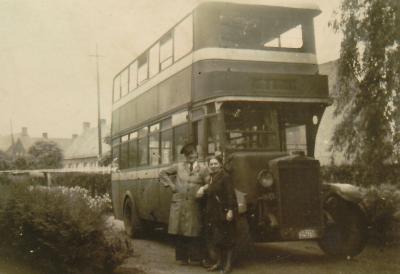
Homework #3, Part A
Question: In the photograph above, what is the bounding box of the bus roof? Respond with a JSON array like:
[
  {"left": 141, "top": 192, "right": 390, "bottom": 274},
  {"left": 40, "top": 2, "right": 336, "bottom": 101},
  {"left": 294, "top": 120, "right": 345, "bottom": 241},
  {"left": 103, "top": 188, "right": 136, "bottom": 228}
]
[{"left": 196, "top": 0, "right": 321, "bottom": 12}]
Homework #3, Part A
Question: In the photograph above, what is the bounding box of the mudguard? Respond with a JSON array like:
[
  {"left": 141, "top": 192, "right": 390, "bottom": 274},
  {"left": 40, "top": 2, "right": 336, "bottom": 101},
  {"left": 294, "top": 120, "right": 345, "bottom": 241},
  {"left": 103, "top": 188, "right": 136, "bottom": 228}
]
[
  {"left": 323, "top": 183, "right": 368, "bottom": 219},
  {"left": 324, "top": 183, "right": 363, "bottom": 203}
]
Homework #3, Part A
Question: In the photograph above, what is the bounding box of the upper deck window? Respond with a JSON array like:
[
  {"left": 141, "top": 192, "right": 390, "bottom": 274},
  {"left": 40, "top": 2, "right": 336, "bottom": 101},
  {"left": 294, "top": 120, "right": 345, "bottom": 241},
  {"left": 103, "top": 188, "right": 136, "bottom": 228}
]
[
  {"left": 264, "top": 25, "right": 303, "bottom": 49},
  {"left": 174, "top": 15, "right": 193, "bottom": 61},
  {"left": 113, "top": 75, "right": 121, "bottom": 102},
  {"left": 138, "top": 53, "right": 149, "bottom": 84},
  {"left": 218, "top": 11, "right": 305, "bottom": 51},
  {"left": 121, "top": 69, "right": 129, "bottom": 97},
  {"left": 149, "top": 42, "right": 160, "bottom": 77},
  {"left": 160, "top": 32, "right": 173, "bottom": 70},
  {"left": 129, "top": 61, "right": 138, "bottom": 92},
  {"left": 195, "top": 4, "right": 316, "bottom": 53}
]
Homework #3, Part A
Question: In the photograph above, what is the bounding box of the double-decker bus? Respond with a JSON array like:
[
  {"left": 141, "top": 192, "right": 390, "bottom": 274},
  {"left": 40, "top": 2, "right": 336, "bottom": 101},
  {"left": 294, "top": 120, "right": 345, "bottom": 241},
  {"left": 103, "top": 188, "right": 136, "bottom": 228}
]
[{"left": 111, "top": 0, "right": 367, "bottom": 258}]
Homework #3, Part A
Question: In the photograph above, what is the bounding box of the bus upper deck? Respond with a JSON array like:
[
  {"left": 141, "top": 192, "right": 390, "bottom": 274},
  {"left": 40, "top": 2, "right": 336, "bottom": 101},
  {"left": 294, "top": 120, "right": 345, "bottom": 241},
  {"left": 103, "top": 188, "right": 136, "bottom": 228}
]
[{"left": 111, "top": 0, "right": 329, "bottom": 167}]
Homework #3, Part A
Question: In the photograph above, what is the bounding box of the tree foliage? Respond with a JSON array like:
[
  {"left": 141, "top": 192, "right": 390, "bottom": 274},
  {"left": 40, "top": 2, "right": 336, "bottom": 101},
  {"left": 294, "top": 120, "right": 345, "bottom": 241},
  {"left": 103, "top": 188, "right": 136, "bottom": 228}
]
[
  {"left": 0, "top": 150, "right": 12, "bottom": 170},
  {"left": 331, "top": 0, "right": 400, "bottom": 185},
  {"left": 28, "top": 141, "right": 63, "bottom": 169}
]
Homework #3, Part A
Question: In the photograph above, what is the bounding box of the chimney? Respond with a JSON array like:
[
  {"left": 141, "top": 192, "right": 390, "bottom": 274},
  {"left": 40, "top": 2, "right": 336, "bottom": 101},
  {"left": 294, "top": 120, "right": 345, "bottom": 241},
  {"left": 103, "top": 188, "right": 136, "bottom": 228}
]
[
  {"left": 72, "top": 134, "right": 78, "bottom": 139},
  {"left": 21, "top": 127, "right": 28, "bottom": 136},
  {"left": 82, "top": 122, "right": 90, "bottom": 132},
  {"left": 42, "top": 132, "right": 48, "bottom": 139}
]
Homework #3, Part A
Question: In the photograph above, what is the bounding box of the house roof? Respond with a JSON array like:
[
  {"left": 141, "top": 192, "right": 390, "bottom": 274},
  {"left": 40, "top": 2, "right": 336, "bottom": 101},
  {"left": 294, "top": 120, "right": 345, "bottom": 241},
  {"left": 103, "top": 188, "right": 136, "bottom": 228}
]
[
  {"left": 63, "top": 123, "right": 110, "bottom": 160},
  {"left": 0, "top": 133, "right": 72, "bottom": 154}
]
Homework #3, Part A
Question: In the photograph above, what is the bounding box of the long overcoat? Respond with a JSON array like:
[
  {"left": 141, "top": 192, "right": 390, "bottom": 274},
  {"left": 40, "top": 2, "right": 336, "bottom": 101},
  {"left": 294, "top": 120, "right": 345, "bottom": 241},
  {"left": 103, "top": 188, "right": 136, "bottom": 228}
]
[
  {"left": 204, "top": 169, "right": 238, "bottom": 247},
  {"left": 159, "top": 161, "right": 209, "bottom": 237}
]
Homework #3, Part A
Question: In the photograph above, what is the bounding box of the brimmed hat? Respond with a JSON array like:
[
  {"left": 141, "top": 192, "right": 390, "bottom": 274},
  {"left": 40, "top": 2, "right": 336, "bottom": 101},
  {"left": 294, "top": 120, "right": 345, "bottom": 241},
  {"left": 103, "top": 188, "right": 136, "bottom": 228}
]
[{"left": 180, "top": 143, "right": 196, "bottom": 156}]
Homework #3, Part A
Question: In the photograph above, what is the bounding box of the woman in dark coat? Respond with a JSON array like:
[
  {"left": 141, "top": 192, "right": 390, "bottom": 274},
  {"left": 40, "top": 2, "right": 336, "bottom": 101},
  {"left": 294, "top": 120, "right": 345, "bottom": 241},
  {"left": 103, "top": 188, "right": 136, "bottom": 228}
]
[{"left": 197, "top": 155, "right": 237, "bottom": 273}]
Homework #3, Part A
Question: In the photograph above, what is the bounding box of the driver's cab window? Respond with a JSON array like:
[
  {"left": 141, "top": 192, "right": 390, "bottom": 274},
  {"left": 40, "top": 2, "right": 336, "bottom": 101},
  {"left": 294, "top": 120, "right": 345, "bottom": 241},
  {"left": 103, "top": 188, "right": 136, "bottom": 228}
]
[
  {"left": 223, "top": 103, "right": 280, "bottom": 150},
  {"left": 207, "top": 116, "right": 221, "bottom": 155},
  {"left": 284, "top": 123, "right": 307, "bottom": 154}
]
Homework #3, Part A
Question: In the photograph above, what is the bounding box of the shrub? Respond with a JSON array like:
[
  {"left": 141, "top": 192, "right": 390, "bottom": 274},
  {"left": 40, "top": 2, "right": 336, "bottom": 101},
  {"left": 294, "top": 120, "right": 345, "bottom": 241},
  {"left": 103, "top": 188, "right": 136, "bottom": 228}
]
[
  {"left": 362, "top": 184, "right": 400, "bottom": 246},
  {"left": 0, "top": 184, "right": 132, "bottom": 274},
  {"left": 321, "top": 164, "right": 356, "bottom": 184},
  {"left": 51, "top": 172, "right": 111, "bottom": 196},
  {"left": 28, "top": 140, "right": 63, "bottom": 169},
  {"left": 0, "top": 174, "right": 12, "bottom": 185},
  {"left": 321, "top": 164, "right": 400, "bottom": 186}
]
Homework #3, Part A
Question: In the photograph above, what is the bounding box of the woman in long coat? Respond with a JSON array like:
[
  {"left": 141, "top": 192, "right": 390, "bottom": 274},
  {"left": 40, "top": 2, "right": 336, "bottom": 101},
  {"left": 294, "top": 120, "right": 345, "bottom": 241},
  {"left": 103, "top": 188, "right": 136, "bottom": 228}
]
[
  {"left": 197, "top": 155, "right": 237, "bottom": 273},
  {"left": 159, "top": 144, "right": 209, "bottom": 263}
]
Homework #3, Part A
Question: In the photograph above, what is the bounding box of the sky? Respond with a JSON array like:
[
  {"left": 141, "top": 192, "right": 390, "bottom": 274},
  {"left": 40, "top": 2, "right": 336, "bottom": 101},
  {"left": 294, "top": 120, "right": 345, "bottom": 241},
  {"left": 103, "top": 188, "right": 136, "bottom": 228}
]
[{"left": 0, "top": 0, "right": 342, "bottom": 138}]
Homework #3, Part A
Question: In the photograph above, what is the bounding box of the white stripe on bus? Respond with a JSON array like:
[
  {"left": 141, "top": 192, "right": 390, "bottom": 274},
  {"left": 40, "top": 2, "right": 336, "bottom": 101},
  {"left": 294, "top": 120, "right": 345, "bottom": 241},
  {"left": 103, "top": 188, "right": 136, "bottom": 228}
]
[
  {"left": 112, "top": 166, "right": 169, "bottom": 181},
  {"left": 193, "top": 48, "right": 317, "bottom": 65},
  {"left": 196, "top": 96, "right": 332, "bottom": 106},
  {"left": 196, "top": 0, "right": 320, "bottom": 11}
]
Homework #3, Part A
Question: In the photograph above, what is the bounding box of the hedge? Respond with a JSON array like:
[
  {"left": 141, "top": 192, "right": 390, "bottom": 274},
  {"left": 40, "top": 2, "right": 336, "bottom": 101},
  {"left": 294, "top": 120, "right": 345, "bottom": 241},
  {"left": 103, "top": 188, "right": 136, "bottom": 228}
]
[
  {"left": 0, "top": 172, "right": 111, "bottom": 196},
  {"left": 51, "top": 172, "right": 111, "bottom": 196},
  {"left": 0, "top": 183, "right": 132, "bottom": 274}
]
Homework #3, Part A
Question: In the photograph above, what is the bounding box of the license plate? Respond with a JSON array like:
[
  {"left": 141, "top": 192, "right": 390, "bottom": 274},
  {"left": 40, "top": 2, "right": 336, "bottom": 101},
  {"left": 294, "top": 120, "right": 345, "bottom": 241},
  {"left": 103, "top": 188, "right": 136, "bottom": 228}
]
[{"left": 298, "top": 229, "right": 318, "bottom": 239}]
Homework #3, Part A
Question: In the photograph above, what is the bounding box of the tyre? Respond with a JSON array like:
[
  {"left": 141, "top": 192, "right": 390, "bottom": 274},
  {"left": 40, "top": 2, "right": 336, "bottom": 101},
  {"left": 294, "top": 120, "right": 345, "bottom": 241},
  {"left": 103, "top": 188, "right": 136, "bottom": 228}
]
[
  {"left": 123, "top": 197, "right": 144, "bottom": 238},
  {"left": 318, "top": 195, "right": 367, "bottom": 258}
]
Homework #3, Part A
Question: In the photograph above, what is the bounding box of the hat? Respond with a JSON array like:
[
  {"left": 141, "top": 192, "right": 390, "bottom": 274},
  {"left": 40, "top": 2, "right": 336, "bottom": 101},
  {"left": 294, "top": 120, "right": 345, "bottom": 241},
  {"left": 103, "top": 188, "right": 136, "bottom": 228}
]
[{"left": 180, "top": 143, "right": 196, "bottom": 156}]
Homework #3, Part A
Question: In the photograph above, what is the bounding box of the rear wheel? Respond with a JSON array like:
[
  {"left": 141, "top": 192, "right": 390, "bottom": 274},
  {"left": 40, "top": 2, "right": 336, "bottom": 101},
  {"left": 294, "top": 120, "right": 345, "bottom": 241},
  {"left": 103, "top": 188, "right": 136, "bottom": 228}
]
[
  {"left": 123, "top": 197, "right": 144, "bottom": 238},
  {"left": 318, "top": 195, "right": 367, "bottom": 258}
]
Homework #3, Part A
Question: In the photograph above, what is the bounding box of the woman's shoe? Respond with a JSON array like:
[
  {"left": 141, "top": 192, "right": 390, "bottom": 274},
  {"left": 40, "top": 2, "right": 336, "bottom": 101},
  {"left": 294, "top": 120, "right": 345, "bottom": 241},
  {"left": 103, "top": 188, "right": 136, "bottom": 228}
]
[
  {"left": 207, "top": 263, "right": 221, "bottom": 271},
  {"left": 222, "top": 266, "right": 232, "bottom": 274},
  {"left": 201, "top": 259, "right": 212, "bottom": 268}
]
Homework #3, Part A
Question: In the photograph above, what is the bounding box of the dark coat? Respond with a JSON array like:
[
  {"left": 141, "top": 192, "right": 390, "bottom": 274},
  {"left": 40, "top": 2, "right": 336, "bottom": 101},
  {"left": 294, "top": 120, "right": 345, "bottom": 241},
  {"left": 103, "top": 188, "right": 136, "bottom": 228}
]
[
  {"left": 204, "top": 169, "right": 238, "bottom": 247},
  {"left": 159, "top": 161, "right": 209, "bottom": 237}
]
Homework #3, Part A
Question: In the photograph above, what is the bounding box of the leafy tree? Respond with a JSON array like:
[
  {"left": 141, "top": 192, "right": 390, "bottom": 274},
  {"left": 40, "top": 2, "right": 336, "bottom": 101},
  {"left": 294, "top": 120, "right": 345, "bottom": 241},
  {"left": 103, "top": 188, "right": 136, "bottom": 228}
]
[
  {"left": 13, "top": 156, "right": 29, "bottom": 170},
  {"left": 98, "top": 150, "right": 112, "bottom": 167},
  {"left": 28, "top": 141, "right": 63, "bottom": 169},
  {"left": 0, "top": 150, "right": 12, "bottom": 170},
  {"left": 331, "top": 0, "right": 400, "bottom": 185}
]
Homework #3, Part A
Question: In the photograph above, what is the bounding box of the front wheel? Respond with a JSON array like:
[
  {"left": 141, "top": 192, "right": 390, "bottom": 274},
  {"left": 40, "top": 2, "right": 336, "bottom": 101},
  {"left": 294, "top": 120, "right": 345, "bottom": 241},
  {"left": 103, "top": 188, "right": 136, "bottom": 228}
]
[{"left": 318, "top": 195, "right": 367, "bottom": 258}]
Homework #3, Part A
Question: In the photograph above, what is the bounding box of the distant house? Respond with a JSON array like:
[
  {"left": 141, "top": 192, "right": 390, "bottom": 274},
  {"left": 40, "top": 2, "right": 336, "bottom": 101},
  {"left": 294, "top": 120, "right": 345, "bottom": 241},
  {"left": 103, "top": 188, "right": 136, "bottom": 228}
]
[
  {"left": 63, "top": 120, "right": 111, "bottom": 170},
  {"left": 0, "top": 127, "right": 73, "bottom": 158}
]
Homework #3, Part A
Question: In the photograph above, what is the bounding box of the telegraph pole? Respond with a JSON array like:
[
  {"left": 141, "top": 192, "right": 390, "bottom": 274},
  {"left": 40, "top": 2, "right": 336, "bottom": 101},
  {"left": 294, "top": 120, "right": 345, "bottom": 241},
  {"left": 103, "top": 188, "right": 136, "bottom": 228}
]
[
  {"left": 90, "top": 45, "right": 104, "bottom": 158},
  {"left": 9, "top": 120, "right": 15, "bottom": 160}
]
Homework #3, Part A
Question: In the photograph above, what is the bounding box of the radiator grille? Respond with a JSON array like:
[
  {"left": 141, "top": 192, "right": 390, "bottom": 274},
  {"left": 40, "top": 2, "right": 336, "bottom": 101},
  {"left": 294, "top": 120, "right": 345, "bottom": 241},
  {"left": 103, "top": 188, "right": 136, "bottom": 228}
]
[{"left": 277, "top": 161, "right": 323, "bottom": 231}]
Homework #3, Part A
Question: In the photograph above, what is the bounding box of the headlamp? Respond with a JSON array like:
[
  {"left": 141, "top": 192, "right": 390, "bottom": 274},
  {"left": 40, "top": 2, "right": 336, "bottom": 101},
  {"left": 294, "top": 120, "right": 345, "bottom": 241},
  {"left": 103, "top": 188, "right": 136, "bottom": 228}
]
[{"left": 257, "top": 170, "right": 274, "bottom": 188}]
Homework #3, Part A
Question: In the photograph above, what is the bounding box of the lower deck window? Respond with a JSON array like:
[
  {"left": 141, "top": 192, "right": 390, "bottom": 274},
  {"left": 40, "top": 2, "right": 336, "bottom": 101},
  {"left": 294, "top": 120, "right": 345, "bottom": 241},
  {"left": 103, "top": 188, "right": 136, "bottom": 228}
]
[
  {"left": 120, "top": 142, "right": 129, "bottom": 169},
  {"left": 149, "top": 134, "right": 160, "bottom": 166},
  {"left": 138, "top": 138, "right": 148, "bottom": 166},
  {"left": 173, "top": 123, "right": 189, "bottom": 162},
  {"left": 128, "top": 140, "right": 138, "bottom": 167},
  {"left": 161, "top": 129, "right": 173, "bottom": 164}
]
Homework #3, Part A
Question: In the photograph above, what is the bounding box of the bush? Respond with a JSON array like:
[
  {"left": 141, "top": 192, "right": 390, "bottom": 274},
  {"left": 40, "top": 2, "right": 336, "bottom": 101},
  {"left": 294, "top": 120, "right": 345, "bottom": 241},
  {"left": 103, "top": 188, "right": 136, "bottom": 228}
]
[
  {"left": 51, "top": 172, "right": 111, "bottom": 196},
  {"left": 362, "top": 184, "right": 400, "bottom": 246},
  {"left": 321, "top": 164, "right": 356, "bottom": 184},
  {"left": 321, "top": 164, "right": 400, "bottom": 186},
  {"left": 0, "top": 184, "right": 132, "bottom": 274}
]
